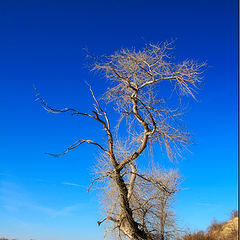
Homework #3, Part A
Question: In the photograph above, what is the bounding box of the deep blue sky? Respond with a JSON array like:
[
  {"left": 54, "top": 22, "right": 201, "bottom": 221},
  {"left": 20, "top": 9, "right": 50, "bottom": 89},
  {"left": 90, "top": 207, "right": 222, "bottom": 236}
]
[{"left": 0, "top": 0, "right": 238, "bottom": 239}]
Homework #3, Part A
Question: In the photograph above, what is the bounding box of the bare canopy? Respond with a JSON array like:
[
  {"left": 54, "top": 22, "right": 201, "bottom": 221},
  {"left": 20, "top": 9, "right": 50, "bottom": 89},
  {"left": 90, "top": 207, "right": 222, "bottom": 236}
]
[{"left": 37, "top": 41, "right": 205, "bottom": 240}]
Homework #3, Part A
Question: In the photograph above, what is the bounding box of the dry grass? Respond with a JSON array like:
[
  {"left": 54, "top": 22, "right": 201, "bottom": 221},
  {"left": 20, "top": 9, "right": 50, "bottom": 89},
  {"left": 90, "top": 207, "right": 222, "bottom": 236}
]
[{"left": 180, "top": 212, "right": 239, "bottom": 240}]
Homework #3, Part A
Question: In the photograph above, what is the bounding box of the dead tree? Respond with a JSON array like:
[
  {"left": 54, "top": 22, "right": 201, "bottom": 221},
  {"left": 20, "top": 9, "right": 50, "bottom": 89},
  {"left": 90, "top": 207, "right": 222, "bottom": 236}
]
[{"left": 37, "top": 41, "right": 205, "bottom": 240}]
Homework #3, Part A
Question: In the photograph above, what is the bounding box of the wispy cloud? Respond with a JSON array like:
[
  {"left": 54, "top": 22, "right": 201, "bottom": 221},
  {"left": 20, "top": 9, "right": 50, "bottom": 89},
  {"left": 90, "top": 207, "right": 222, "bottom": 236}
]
[
  {"left": 0, "top": 180, "right": 83, "bottom": 218},
  {"left": 62, "top": 182, "right": 88, "bottom": 189},
  {"left": 25, "top": 202, "right": 83, "bottom": 217},
  {"left": 51, "top": 203, "right": 82, "bottom": 217},
  {"left": 62, "top": 182, "right": 87, "bottom": 189}
]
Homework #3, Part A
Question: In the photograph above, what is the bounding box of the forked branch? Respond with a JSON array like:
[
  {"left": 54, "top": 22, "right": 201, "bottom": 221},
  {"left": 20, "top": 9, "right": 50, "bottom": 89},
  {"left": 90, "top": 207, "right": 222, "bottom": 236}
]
[{"left": 46, "top": 139, "right": 108, "bottom": 157}]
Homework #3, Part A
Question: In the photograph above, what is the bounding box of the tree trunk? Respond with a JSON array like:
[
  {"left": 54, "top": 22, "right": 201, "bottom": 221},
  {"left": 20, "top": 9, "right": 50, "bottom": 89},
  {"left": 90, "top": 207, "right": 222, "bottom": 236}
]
[{"left": 113, "top": 170, "right": 149, "bottom": 240}]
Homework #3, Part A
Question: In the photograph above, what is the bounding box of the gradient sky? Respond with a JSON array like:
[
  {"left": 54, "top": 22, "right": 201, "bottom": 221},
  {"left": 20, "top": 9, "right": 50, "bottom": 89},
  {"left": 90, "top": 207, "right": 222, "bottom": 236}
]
[{"left": 0, "top": 0, "right": 238, "bottom": 239}]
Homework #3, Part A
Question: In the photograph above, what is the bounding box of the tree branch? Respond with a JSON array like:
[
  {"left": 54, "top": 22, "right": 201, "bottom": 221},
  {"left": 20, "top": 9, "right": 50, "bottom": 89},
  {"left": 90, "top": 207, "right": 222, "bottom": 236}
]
[
  {"left": 46, "top": 139, "right": 107, "bottom": 157},
  {"left": 35, "top": 88, "right": 96, "bottom": 119},
  {"left": 127, "top": 163, "right": 137, "bottom": 200},
  {"left": 97, "top": 216, "right": 118, "bottom": 226}
]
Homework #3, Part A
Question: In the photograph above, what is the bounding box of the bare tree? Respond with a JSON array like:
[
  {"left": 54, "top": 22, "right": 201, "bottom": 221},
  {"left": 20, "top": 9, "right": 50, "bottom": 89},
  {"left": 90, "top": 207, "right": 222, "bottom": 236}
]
[{"left": 37, "top": 41, "right": 205, "bottom": 240}]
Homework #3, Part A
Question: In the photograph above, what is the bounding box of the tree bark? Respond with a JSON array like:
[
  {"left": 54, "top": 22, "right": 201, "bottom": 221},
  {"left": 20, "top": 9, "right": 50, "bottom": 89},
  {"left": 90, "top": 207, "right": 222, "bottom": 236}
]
[{"left": 113, "top": 170, "right": 149, "bottom": 240}]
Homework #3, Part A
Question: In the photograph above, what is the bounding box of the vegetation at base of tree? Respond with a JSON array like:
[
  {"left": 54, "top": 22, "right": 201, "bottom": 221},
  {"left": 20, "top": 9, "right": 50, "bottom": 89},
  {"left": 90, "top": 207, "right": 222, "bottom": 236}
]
[{"left": 178, "top": 210, "right": 239, "bottom": 240}]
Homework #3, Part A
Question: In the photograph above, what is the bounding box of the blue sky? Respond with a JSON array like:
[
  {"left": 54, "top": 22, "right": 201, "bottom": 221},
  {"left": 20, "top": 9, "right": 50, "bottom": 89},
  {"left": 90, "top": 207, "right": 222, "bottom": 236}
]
[{"left": 0, "top": 0, "right": 238, "bottom": 239}]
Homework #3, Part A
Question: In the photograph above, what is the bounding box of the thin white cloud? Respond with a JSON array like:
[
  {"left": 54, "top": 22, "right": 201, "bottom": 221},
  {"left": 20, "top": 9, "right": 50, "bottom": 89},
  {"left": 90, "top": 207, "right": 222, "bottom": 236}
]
[
  {"left": 53, "top": 203, "right": 83, "bottom": 217},
  {"left": 0, "top": 180, "right": 83, "bottom": 218},
  {"left": 26, "top": 202, "right": 82, "bottom": 217},
  {"left": 62, "top": 182, "right": 87, "bottom": 189}
]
